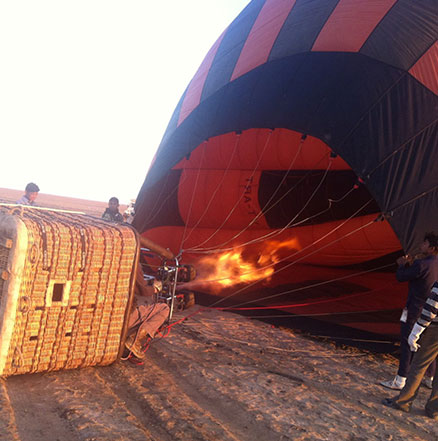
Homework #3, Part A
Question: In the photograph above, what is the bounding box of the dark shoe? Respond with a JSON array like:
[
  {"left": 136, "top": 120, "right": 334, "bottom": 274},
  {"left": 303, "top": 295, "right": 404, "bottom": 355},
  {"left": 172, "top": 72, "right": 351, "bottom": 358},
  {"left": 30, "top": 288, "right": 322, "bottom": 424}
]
[
  {"left": 425, "top": 408, "right": 438, "bottom": 419},
  {"left": 382, "top": 398, "right": 411, "bottom": 413}
]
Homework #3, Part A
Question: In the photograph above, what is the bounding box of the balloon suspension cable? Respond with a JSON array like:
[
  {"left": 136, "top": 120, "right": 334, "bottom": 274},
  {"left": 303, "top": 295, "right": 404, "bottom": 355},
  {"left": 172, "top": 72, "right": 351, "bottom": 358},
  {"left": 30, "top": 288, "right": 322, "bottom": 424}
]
[
  {"left": 187, "top": 154, "right": 337, "bottom": 254},
  {"left": 167, "top": 307, "right": 395, "bottom": 348},
  {"left": 365, "top": 115, "right": 438, "bottom": 180},
  {"left": 192, "top": 134, "right": 306, "bottom": 248},
  {"left": 386, "top": 181, "right": 438, "bottom": 216},
  {"left": 181, "top": 133, "right": 241, "bottom": 247},
  {"left": 207, "top": 199, "right": 375, "bottom": 308},
  {"left": 333, "top": 72, "right": 408, "bottom": 174},
  {"left": 141, "top": 171, "right": 172, "bottom": 226},
  {"left": 142, "top": 169, "right": 189, "bottom": 228},
  {"left": 182, "top": 129, "right": 274, "bottom": 252},
  {"left": 215, "top": 262, "right": 395, "bottom": 310},
  {"left": 179, "top": 140, "right": 207, "bottom": 252},
  {"left": 185, "top": 196, "right": 374, "bottom": 287},
  {"left": 185, "top": 133, "right": 313, "bottom": 253},
  {"left": 155, "top": 293, "right": 398, "bottom": 349},
  {"left": 185, "top": 150, "right": 332, "bottom": 254},
  {"left": 236, "top": 307, "right": 394, "bottom": 320}
]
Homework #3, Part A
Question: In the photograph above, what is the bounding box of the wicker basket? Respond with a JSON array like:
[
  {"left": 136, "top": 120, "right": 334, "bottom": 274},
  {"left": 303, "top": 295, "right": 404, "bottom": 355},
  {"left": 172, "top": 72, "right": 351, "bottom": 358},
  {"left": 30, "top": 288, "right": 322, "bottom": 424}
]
[{"left": 0, "top": 205, "right": 137, "bottom": 376}]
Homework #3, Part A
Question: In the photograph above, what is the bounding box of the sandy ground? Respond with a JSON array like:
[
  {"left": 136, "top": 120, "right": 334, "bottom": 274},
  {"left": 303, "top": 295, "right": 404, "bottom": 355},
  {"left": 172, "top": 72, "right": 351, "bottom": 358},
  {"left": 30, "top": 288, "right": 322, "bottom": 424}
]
[
  {"left": 1, "top": 188, "right": 436, "bottom": 440},
  {"left": 0, "top": 305, "right": 437, "bottom": 441}
]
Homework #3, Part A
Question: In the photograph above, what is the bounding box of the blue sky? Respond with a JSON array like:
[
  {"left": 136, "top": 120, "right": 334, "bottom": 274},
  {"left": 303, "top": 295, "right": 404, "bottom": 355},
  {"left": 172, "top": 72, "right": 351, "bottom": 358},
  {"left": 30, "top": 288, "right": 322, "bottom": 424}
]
[{"left": 0, "top": 0, "right": 250, "bottom": 203}]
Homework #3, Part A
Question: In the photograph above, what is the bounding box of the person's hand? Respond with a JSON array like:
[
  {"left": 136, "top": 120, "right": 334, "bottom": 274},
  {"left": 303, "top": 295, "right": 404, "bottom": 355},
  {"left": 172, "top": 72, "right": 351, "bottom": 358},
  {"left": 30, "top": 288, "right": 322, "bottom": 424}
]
[
  {"left": 408, "top": 335, "right": 420, "bottom": 352},
  {"left": 396, "top": 255, "right": 411, "bottom": 266},
  {"left": 408, "top": 323, "right": 425, "bottom": 352}
]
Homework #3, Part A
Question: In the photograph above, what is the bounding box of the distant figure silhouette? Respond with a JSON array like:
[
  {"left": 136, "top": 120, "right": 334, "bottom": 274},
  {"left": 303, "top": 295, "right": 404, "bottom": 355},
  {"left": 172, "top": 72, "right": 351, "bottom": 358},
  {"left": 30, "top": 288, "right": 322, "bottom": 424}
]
[{"left": 16, "top": 182, "right": 40, "bottom": 206}]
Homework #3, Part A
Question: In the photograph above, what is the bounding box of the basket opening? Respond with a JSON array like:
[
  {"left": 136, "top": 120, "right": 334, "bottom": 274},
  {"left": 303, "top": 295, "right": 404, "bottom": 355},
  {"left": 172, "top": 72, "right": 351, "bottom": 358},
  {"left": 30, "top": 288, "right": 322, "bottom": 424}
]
[{"left": 52, "top": 283, "right": 65, "bottom": 302}]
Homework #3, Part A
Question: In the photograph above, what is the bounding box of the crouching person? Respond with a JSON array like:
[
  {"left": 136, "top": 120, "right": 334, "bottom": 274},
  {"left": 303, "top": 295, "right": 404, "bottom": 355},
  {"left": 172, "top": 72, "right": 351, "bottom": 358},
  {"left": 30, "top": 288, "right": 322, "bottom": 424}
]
[{"left": 123, "top": 236, "right": 174, "bottom": 360}]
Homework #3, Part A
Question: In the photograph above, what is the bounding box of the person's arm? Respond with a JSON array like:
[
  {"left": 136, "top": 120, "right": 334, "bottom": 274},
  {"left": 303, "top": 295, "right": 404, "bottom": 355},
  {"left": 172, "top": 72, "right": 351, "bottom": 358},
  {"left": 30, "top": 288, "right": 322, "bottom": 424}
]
[
  {"left": 417, "top": 282, "right": 438, "bottom": 328},
  {"left": 408, "top": 282, "right": 438, "bottom": 351},
  {"left": 139, "top": 235, "right": 174, "bottom": 260},
  {"left": 396, "top": 259, "right": 424, "bottom": 282}
]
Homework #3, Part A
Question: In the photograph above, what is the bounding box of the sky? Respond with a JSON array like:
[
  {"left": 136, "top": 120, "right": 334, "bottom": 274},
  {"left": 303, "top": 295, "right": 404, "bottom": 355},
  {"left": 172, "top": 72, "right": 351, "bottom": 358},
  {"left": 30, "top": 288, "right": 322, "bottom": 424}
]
[{"left": 0, "top": 0, "right": 250, "bottom": 204}]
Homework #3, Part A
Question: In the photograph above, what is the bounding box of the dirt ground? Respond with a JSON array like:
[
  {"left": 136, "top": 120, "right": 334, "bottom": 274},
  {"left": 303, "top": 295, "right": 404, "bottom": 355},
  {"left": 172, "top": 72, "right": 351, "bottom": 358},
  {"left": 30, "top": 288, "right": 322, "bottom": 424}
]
[
  {"left": 1, "top": 187, "right": 436, "bottom": 440},
  {"left": 0, "top": 306, "right": 437, "bottom": 441}
]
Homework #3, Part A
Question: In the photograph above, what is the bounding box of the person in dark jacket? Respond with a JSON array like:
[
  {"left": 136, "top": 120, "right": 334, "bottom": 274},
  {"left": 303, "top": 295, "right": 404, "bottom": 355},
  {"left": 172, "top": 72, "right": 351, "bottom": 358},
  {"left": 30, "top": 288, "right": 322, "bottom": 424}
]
[
  {"left": 102, "top": 197, "right": 124, "bottom": 222},
  {"left": 380, "top": 233, "right": 438, "bottom": 390},
  {"left": 382, "top": 281, "right": 438, "bottom": 418}
]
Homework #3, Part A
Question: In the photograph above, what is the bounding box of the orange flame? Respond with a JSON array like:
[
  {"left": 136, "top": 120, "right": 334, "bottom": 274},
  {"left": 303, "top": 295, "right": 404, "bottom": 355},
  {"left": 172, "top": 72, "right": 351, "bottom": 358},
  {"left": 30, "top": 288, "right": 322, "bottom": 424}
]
[{"left": 189, "top": 236, "right": 301, "bottom": 292}]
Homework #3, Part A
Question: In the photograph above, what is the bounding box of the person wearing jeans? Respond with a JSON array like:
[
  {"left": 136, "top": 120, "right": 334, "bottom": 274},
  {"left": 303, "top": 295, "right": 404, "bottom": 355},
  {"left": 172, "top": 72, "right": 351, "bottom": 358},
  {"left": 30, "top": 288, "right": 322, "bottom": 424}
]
[
  {"left": 380, "top": 233, "right": 438, "bottom": 390},
  {"left": 383, "top": 281, "right": 438, "bottom": 418}
]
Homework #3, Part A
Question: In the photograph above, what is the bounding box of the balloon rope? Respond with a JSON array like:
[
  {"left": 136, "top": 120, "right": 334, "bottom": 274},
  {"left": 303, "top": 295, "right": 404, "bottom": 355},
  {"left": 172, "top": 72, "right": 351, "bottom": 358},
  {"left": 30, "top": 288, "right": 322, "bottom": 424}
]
[
  {"left": 218, "top": 155, "right": 333, "bottom": 249},
  {"left": 179, "top": 200, "right": 375, "bottom": 303},
  {"left": 178, "top": 140, "right": 207, "bottom": 252},
  {"left": 270, "top": 183, "right": 357, "bottom": 230},
  {"left": 184, "top": 198, "right": 373, "bottom": 285},
  {"left": 187, "top": 252, "right": 392, "bottom": 288},
  {"left": 176, "top": 200, "right": 374, "bottom": 288},
  {"left": 214, "top": 263, "right": 394, "bottom": 310},
  {"left": 366, "top": 117, "right": 438, "bottom": 180},
  {"left": 181, "top": 129, "right": 274, "bottom": 252},
  {"left": 140, "top": 171, "right": 188, "bottom": 228},
  {"left": 186, "top": 134, "right": 313, "bottom": 253},
  {"left": 208, "top": 200, "right": 375, "bottom": 307},
  {"left": 140, "top": 171, "right": 172, "bottom": 226},
  {"left": 188, "top": 156, "right": 334, "bottom": 253},
  {"left": 389, "top": 183, "right": 438, "bottom": 215},
  {"left": 335, "top": 73, "right": 408, "bottom": 168},
  {"left": 377, "top": 122, "right": 438, "bottom": 184},
  {"left": 180, "top": 133, "right": 241, "bottom": 246},
  {"left": 215, "top": 135, "right": 306, "bottom": 240},
  {"left": 155, "top": 306, "right": 395, "bottom": 350}
]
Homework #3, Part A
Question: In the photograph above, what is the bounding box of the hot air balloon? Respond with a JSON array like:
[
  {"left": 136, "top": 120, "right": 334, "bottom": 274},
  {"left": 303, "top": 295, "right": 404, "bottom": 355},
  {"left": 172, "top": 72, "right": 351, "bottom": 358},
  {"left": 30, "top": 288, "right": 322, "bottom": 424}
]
[{"left": 133, "top": 0, "right": 438, "bottom": 337}]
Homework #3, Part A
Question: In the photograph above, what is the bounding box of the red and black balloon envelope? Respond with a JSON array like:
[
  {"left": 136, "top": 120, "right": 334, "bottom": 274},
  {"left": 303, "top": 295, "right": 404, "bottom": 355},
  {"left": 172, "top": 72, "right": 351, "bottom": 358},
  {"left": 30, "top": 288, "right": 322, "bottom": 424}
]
[{"left": 133, "top": 0, "right": 438, "bottom": 336}]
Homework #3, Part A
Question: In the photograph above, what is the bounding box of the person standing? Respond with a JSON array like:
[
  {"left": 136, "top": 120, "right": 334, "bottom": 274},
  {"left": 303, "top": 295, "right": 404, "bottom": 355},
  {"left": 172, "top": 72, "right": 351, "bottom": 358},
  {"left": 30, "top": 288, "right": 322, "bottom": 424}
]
[
  {"left": 15, "top": 182, "right": 40, "bottom": 206},
  {"left": 102, "top": 197, "right": 124, "bottom": 222},
  {"left": 382, "top": 281, "right": 438, "bottom": 418},
  {"left": 123, "top": 199, "right": 136, "bottom": 224},
  {"left": 380, "top": 233, "right": 438, "bottom": 390}
]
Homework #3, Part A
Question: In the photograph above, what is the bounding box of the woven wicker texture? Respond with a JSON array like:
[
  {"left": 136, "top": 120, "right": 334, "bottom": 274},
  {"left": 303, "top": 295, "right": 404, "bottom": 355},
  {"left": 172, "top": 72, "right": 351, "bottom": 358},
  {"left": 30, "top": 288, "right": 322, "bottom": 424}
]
[
  {"left": 0, "top": 206, "right": 137, "bottom": 376},
  {"left": 0, "top": 246, "right": 9, "bottom": 305}
]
